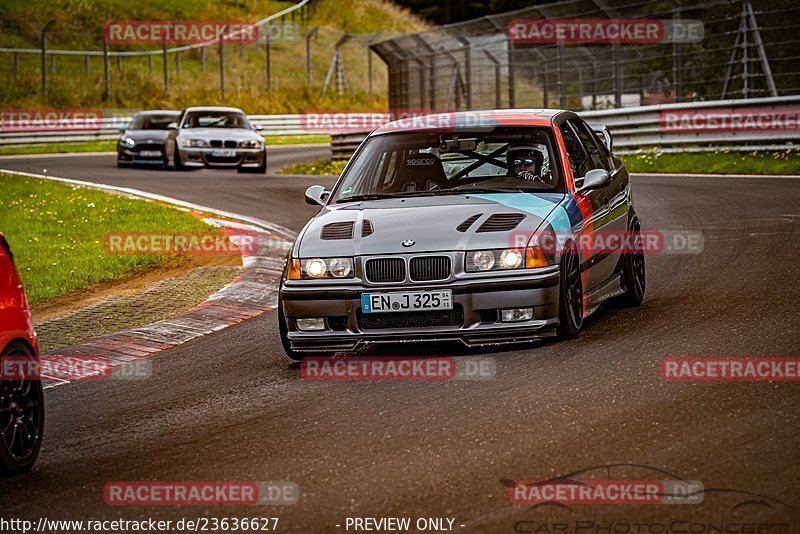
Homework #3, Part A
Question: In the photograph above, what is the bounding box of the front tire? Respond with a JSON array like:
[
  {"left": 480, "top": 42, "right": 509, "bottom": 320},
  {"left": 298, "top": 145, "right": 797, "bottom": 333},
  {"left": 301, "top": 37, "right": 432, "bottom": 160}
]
[
  {"left": 616, "top": 219, "right": 646, "bottom": 307},
  {"left": 0, "top": 342, "right": 45, "bottom": 477},
  {"left": 557, "top": 243, "right": 583, "bottom": 340}
]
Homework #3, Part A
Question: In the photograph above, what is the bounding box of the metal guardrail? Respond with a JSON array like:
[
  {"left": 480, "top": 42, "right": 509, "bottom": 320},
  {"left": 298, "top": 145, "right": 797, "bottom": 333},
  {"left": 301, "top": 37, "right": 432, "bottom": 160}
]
[
  {"left": 326, "top": 95, "right": 800, "bottom": 159},
  {"left": 0, "top": 115, "right": 315, "bottom": 146},
  {"left": 1, "top": 96, "right": 797, "bottom": 153}
]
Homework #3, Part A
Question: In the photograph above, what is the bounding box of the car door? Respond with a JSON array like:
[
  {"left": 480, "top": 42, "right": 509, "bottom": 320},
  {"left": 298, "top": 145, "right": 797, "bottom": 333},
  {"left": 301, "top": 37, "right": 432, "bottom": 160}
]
[
  {"left": 570, "top": 118, "right": 629, "bottom": 280},
  {"left": 559, "top": 119, "right": 616, "bottom": 291}
]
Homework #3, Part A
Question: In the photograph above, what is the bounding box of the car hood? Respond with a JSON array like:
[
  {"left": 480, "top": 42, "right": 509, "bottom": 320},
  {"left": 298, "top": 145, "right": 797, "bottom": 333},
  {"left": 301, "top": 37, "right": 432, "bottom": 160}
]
[
  {"left": 121, "top": 130, "right": 170, "bottom": 142},
  {"left": 296, "top": 193, "right": 564, "bottom": 257},
  {"left": 176, "top": 127, "right": 260, "bottom": 140}
]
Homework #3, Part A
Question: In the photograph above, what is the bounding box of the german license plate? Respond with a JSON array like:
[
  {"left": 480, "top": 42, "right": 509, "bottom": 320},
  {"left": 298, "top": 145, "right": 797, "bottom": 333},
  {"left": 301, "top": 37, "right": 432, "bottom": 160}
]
[
  {"left": 139, "top": 150, "right": 162, "bottom": 157},
  {"left": 361, "top": 290, "right": 452, "bottom": 313},
  {"left": 212, "top": 149, "right": 236, "bottom": 157}
]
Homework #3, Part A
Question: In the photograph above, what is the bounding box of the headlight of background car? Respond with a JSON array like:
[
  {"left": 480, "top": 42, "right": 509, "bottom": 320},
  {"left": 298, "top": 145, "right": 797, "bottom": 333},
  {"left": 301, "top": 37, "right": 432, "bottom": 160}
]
[
  {"left": 466, "top": 248, "right": 549, "bottom": 272},
  {"left": 120, "top": 136, "right": 135, "bottom": 147},
  {"left": 181, "top": 138, "right": 208, "bottom": 148},
  {"left": 238, "top": 139, "right": 262, "bottom": 148},
  {"left": 287, "top": 257, "right": 354, "bottom": 279}
]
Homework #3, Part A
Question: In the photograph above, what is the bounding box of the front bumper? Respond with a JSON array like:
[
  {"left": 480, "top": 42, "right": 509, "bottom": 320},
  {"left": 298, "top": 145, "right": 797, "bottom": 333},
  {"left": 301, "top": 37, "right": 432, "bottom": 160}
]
[
  {"left": 177, "top": 147, "right": 265, "bottom": 168},
  {"left": 280, "top": 268, "right": 561, "bottom": 352},
  {"left": 117, "top": 145, "right": 166, "bottom": 165}
]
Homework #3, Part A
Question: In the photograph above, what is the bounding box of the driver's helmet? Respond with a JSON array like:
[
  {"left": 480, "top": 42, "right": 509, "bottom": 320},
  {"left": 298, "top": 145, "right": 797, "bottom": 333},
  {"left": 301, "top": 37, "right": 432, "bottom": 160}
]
[{"left": 508, "top": 144, "right": 550, "bottom": 179}]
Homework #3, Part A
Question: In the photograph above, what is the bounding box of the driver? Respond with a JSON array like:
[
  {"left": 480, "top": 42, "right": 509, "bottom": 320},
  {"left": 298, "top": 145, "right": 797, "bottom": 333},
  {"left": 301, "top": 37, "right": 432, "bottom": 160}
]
[
  {"left": 514, "top": 153, "right": 538, "bottom": 181},
  {"left": 511, "top": 148, "right": 546, "bottom": 184}
]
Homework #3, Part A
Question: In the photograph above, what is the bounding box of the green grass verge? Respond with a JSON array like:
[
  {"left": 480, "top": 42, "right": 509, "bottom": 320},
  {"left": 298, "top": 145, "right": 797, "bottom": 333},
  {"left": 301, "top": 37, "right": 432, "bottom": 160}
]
[
  {"left": 263, "top": 134, "right": 331, "bottom": 146},
  {"left": 0, "top": 135, "right": 332, "bottom": 157},
  {"left": 0, "top": 140, "right": 117, "bottom": 156},
  {"left": 623, "top": 149, "right": 800, "bottom": 175},
  {"left": 0, "top": 173, "right": 212, "bottom": 304},
  {"left": 280, "top": 158, "right": 347, "bottom": 175}
]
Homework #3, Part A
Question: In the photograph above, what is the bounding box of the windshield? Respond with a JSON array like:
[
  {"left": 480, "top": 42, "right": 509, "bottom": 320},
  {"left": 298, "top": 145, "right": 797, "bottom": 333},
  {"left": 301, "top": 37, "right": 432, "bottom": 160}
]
[
  {"left": 128, "top": 113, "right": 178, "bottom": 130},
  {"left": 181, "top": 111, "right": 251, "bottom": 129},
  {"left": 330, "top": 127, "right": 562, "bottom": 203}
]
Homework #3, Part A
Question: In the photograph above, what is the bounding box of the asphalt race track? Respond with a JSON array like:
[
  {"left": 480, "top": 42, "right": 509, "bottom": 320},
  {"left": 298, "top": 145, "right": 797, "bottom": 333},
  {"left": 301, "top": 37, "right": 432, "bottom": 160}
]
[{"left": 1, "top": 150, "right": 799, "bottom": 530}]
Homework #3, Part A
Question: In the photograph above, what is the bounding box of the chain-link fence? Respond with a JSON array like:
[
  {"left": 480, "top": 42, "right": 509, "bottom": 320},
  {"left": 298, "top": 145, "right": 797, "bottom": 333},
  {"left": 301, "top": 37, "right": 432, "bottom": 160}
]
[
  {"left": 371, "top": 0, "right": 800, "bottom": 112},
  {"left": 0, "top": 0, "right": 396, "bottom": 111}
]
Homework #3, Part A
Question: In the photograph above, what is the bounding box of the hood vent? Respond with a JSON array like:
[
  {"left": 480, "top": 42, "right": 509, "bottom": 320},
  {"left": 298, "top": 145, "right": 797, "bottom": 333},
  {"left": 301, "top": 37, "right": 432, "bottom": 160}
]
[
  {"left": 476, "top": 213, "right": 525, "bottom": 233},
  {"left": 321, "top": 221, "right": 354, "bottom": 240},
  {"left": 456, "top": 214, "right": 482, "bottom": 232},
  {"left": 362, "top": 219, "right": 374, "bottom": 237}
]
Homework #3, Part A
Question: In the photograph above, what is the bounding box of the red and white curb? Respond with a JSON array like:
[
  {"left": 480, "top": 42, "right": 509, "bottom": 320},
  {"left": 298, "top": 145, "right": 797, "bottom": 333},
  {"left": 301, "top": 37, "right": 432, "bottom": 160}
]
[{"left": 0, "top": 169, "right": 294, "bottom": 389}]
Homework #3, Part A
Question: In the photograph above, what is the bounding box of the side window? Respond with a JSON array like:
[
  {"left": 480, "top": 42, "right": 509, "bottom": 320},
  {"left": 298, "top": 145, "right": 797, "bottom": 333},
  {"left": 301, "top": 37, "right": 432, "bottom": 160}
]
[
  {"left": 575, "top": 120, "right": 615, "bottom": 171},
  {"left": 559, "top": 122, "right": 592, "bottom": 179},
  {"left": 569, "top": 119, "right": 608, "bottom": 172}
]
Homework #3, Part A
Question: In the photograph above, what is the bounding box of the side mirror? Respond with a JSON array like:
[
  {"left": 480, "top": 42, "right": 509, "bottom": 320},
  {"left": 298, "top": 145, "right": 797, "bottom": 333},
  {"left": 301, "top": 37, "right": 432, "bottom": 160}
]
[
  {"left": 254, "top": 125, "right": 264, "bottom": 131},
  {"left": 167, "top": 122, "right": 178, "bottom": 131},
  {"left": 304, "top": 185, "right": 329, "bottom": 206},
  {"left": 118, "top": 125, "right": 126, "bottom": 133},
  {"left": 579, "top": 169, "right": 612, "bottom": 192}
]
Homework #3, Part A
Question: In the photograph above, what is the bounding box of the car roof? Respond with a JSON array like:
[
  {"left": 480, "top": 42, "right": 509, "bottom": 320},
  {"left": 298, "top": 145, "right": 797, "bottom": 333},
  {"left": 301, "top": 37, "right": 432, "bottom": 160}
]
[
  {"left": 370, "top": 109, "right": 567, "bottom": 136},
  {"left": 182, "top": 106, "right": 246, "bottom": 114},
  {"left": 134, "top": 110, "right": 180, "bottom": 115}
]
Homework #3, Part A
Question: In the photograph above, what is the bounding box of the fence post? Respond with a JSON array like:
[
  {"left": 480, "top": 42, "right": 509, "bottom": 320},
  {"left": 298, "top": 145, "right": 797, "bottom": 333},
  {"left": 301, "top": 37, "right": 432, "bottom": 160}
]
[
  {"left": 14, "top": 52, "right": 20, "bottom": 78},
  {"left": 741, "top": 1, "right": 750, "bottom": 98},
  {"left": 506, "top": 39, "right": 516, "bottom": 108},
  {"left": 40, "top": 20, "right": 55, "bottom": 97},
  {"left": 612, "top": 43, "right": 622, "bottom": 108},
  {"left": 542, "top": 63, "right": 549, "bottom": 107},
  {"left": 220, "top": 30, "right": 226, "bottom": 98},
  {"left": 265, "top": 31, "right": 272, "bottom": 93},
  {"left": 557, "top": 43, "right": 566, "bottom": 108},
  {"left": 201, "top": 47, "right": 206, "bottom": 72},
  {"left": 117, "top": 55, "right": 122, "bottom": 72},
  {"left": 103, "top": 41, "right": 110, "bottom": 100},
  {"left": 148, "top": 55, "right": 153, "bottom": 75},
  {"left": 306, "top": 27, "right": 318, "bottom": 87},
  {"left": 84, "top": 55, "right": 89, "bottom": 77},
  {"left": 484, "top": 50, "right": 501, "bottom": 108},
  {"left": 163, "top": 41, "right": 169, "bottom": 94},
  {"left": 672, "top": 9, "right": 684, "bottom": 102},
  {"left": 176, "top": 51, "right": 181, "bottom": 76}
]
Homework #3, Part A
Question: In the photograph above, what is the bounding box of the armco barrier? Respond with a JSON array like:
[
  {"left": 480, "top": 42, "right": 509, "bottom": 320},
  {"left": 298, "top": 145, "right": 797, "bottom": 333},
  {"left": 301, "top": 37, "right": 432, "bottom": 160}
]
[
  {"left": 1, "top": 96, "right": 798, "bottom": 156},
  {"left": 325, "top": 95, "right": 800, "bottom": 160}
]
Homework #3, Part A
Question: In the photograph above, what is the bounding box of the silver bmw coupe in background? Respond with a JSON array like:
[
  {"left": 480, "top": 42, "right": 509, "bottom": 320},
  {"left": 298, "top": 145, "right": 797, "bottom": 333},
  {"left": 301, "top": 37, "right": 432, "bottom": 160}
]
[{"left": 164, "top": 106, "right": 267, "bottom": 173}]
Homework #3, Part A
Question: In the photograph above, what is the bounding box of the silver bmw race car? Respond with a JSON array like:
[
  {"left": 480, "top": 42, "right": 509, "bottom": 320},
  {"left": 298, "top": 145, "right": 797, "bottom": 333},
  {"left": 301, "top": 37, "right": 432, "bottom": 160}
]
[
  {"left": 278, "top": 110, "right": 646, "bottom": 360},
  {"left": 164, "top": 106, "right": 267, "bottom": 173}
]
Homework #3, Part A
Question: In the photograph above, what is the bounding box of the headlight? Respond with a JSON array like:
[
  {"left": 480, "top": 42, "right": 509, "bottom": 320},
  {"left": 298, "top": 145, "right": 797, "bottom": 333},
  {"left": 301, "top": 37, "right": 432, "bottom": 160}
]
[
  {"left": 181, "top": 138, "right": 208, "bottom": 147},
  {"left": 120, "top": 136, "right": 135, "bottom": 147},
  {"left": 287, "top": 258, "right": 355, "bottom": 280},
  {"left": 239, "top": 139, "right": 262, "bottom": 148},
  {"left": 467, "top": 248, "right": 549, "bottom": 272}
]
